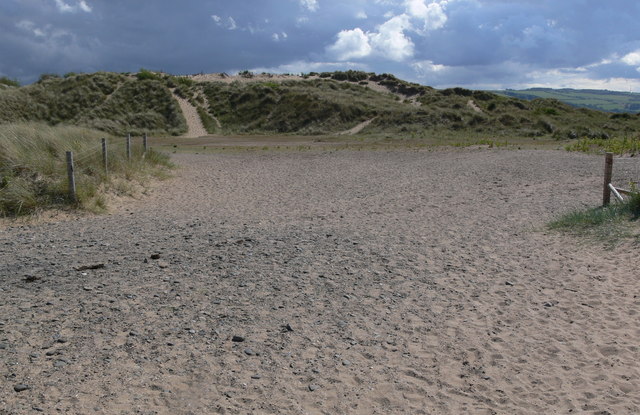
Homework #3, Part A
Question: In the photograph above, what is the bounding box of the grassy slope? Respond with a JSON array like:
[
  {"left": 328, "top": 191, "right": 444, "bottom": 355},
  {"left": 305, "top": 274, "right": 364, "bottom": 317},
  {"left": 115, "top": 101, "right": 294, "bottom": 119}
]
[
  {"left": 2, "top": 70, "right": 640, "bottom": 145},
  {"left": 171, "top": 72, "right": 640, "bottom": 144},
  {"left": 0, "top": 72, "right": 187, "bottom": 136},
  {"left": 495, "top": 88, "right": 640, "bottom": 113}
]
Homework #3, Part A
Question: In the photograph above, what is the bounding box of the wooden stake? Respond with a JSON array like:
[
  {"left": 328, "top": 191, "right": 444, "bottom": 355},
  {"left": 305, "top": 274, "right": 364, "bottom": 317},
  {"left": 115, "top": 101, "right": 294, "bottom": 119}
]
[
  {"left": 101, "top": 138, "right": 108, "bottom": 175},
  {"left": 66, "top": 151, "right": 76, "bottom": 202},
  {"left": 603, "top": 152, "right": 613, "bottom": 206},
  {"left": 143, "top": 132, "right": 148, "bottom": 153},
  {"left": 126, "top": 133, "right": 132, "bottom": 161}
]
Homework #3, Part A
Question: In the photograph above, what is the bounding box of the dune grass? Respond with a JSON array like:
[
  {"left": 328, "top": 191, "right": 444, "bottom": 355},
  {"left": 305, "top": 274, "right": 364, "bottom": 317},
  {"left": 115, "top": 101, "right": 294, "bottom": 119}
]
[
  {"left": 0, "top": 123, "right": 172, "bottom": 216},
  {"left": 548, "top": 192, "right": 640, "bottom": 243}
]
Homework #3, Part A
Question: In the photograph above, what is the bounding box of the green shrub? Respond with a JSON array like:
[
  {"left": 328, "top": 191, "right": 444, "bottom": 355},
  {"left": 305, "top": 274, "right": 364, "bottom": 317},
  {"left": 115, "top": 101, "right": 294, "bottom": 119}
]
[{"left": 0, "top": 76, "right": 20, "bottom": 87}]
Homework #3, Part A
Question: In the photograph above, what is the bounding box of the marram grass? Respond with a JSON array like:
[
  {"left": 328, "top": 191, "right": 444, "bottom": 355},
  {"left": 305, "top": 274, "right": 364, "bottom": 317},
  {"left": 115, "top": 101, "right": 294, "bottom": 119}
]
[{"left": 0, "top": 123, "right": 172, "bottom": 216}]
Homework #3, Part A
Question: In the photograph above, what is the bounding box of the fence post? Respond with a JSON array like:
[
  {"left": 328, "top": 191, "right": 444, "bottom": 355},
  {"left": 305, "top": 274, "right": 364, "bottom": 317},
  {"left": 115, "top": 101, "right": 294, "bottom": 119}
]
[
  {"left": 66, "top": 151, "right": 76, "bottom": 202},
  {"left": 126, "top": 133, "right": 131, "bottom": 161},
  {"left": 101, "top": 138, "right": 108, "bottom": 175},
  {"left": 143, "top": 132, "right": 148, "bottom": 154},
  {"left": 603, "top": 152, "right": 613, "bottom": 206}
]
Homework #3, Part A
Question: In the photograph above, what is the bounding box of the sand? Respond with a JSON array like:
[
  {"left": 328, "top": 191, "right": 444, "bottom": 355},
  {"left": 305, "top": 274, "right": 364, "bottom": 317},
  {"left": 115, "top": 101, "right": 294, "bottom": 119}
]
[{"left": 1, "top": 148, "right": 639, "bottom": 414}]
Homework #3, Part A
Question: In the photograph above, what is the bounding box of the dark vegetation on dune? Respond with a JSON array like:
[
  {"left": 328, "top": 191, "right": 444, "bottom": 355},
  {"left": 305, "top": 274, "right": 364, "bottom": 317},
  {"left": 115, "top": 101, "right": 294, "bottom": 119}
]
[
  {"left": 2, "top": 69, "right": 640, "bottom": 142},
  {"left": 0, "top": 71, "right": 187, "bottom": 136}
]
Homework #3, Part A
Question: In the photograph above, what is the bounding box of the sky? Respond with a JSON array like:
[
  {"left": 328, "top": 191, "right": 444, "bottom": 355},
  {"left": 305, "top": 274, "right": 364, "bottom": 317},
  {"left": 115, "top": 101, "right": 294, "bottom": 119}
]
[{"left": 2, "top": 0, "right": 640, "bottom": 91}]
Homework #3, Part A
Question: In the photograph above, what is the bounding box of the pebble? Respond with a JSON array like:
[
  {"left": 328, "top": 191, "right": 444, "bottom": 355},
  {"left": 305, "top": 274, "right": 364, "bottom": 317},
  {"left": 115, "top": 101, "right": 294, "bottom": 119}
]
[
  {"left": 308, "top": 384, "right": 320, "bottom": 392},
  {"left": 150, "top": 253, "right": 161, "bottom": 260},
  {"left": 342, "top": 360, "right": 352, "bottom": 366},
  {"left": 0, "top": 343, "right": 7, "bottom": 350},
  {"left": 14, "top": 384, "right": 30, "bottom": 392},
  {"left": 505, "top": 281, "right": 515, "bottom": 286},
  {"left": 244, "top": 348, "right": 255, "bottom": 356},
  {"left": 251, "top": 374, "right": 262, "bottom": 379},
  {"left": 283, "top": 323, "right": 294, "bottom": 332},
  {"left": 232, "top": 335, "right": 245, "bottom": 342}
]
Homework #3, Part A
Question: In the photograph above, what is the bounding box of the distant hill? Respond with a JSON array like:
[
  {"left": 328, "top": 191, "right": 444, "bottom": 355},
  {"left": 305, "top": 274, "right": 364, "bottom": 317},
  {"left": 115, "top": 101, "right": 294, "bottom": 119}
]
[
  {"left": 493, "top": 88, "right": 640, "bottom": 113},
  {"left": 1, "top": 70, "right": 640, "bottom": 140}
]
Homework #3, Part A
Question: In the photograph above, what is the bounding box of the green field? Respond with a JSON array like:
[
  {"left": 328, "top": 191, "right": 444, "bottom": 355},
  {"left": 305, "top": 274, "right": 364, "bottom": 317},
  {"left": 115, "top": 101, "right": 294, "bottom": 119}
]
[{"left": 494, "top": 88, "right": 640, "bottom": 113}]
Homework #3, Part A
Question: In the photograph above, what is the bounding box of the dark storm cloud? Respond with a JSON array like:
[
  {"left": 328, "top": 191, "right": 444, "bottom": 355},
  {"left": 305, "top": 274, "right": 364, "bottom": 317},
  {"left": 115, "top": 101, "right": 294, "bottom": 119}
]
[{"left": 1, "top": 0, "right": 640, "bottom": 90}]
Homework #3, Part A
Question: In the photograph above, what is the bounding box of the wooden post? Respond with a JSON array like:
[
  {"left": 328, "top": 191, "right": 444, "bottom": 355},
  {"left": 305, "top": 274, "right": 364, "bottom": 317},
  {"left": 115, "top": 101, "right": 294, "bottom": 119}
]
[
  {"left": 603, "top": 152, "right": 613, "bottom": 206},
  {"left": 66, "top": 151, "right": 76, "bottom": 202},
  {"left": 143, "top": 132, "right": 148, "bottom": 154},
  {"left": 126, "top": 133, "right": 131, "bottom": 161},
  {"left": 101, "top": 138, "right": 108, "bottom": 175}
]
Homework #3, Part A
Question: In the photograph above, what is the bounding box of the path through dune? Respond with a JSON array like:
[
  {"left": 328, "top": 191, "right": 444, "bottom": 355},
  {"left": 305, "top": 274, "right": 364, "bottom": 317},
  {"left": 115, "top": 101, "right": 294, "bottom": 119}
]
[{"left": 172, "top": 92, "right": 209, "bottom": 138}]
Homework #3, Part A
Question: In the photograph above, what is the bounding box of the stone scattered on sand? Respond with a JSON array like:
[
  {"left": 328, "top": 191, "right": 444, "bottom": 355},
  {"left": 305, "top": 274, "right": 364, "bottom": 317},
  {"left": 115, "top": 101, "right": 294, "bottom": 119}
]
[
  {"left": 232, "top": 335, "right": 245, "bottom": 342},
  {"left": 244, "top": 348, "right": 255, "bottom": 356},
  {"left": 14, "top": 384, "right": 30, "bottom": 392},
  {"left": 308, "top": 384, "right": 320, "bottom": 392}
]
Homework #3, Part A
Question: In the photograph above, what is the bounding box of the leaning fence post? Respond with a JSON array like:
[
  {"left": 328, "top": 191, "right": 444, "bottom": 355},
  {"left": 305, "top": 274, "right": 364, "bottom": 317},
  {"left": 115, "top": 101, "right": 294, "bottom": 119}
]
[
  {"left": 126, "top": 133, "right": 131, "bottom": 161},
  {"left": 101, "top": 138, "right": 108, "bottom": 175},
  {"left": 66, "top": 151, "right": 76, "bottom": 202},
  {"left": 603, "top": 152, "right": 613, "bottom": 206},
  {"left": 143, "top": 132, "right": 148, "bottom": 154}
]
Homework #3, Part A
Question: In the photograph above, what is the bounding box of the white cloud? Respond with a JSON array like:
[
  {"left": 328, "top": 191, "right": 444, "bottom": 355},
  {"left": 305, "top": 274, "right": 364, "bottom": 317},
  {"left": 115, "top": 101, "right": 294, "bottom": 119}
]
[
  {"left": 369, "top": 14, "right": 414, "bottom": 61},
  {"left": 412, "top": 59, "right": 447, "bottom": 77},
  {"left": 405, "top": 0, "right": 448, "bottom": 32},
  {"left": 328, "top": 14, "right": 414, "bottom": 62},
  {"left": 300, "top": 0, "right": 318, "bottom": 12},
  {"left": 16, "top": 20, "right": 46, "bottom": 37},
  {"left": 327, "top": 28, "right": 372, "bottom": 60},
  {"left": 53, "top": 0, "right": 92, "bottom": 13},
  {"left": 272, "top": 32, "right": 288, "bottom": 42},
  {"left": 355, "top": 11, "right": 368, "bottom": 19},
  {"left": 227, "top": 17, "right": 237, "bottom": 30},
  {"left": 622, "top": 50, "right": 640, "bottom": 66},
  {"left": 212, "top": 15, "right": 238, "bottom": 30}
]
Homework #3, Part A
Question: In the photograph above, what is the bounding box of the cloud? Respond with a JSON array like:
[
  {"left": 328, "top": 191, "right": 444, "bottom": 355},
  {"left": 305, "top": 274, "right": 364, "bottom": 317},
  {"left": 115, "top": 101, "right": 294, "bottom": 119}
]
[
  {"left": 355, "top": 11, "right": 368, "bottom": 20},
  {"left": 327, "top": 28, "right": 371, "bottom": 60},
  {"left": 300, "top": 0, "right": 318, "bottom": 12},
  {"left": 272, "top": 32, "right": 288, "bottom": 42},
  {"left": 370, "top": 14, "right": 414, "bottom": 61},
  {"left": 622, "top": 50, "right": 640, "bottom": 66},
  {"left": 212, "top": 15, "right": 238, "bottom": 30},
  {"left": 405, "top": 0, "right": 448, "bottom": 32},
  {"left": 53, "top": 0, "right": 92, "bottom": 13},
  {"left": 327, "top": 14, "right": 414, "bottom": 62}
]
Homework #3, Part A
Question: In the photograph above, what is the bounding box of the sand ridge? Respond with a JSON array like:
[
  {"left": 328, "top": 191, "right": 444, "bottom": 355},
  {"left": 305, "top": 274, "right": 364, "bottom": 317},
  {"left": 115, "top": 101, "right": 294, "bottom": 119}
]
[{"left": 1, "top": 149, "right": 638, "bottom": 414}]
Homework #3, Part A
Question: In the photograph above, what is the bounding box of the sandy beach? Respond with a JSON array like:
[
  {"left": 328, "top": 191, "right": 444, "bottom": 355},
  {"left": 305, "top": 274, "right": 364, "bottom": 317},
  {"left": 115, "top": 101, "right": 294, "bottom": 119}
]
[{"left": 1, "top": 148, "right": 638, "bottom": 414}]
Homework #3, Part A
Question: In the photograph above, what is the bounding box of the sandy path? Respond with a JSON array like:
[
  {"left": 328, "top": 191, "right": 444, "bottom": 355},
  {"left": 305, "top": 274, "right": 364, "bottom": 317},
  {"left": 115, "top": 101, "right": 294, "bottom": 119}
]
[
  {"left": 337, "top": 118, "right": 376, "bottom": 135},
  {"left": 173, "top": 92, "right": 209, "bottom": 138},
  {"left": 1, "top": 149, "right": 638, "bottom": 414}
]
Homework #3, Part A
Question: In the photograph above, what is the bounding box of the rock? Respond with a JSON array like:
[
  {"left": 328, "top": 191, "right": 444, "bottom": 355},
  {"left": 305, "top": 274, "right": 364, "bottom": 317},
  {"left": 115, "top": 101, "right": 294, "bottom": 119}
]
[
  {"left": 505, "top": 281, "right": 514, "bottom": 286},
  {"left": 251, "top": 374, "right": 262, "bottom": 379},
  {"left": 244, "top": 348, "right": 255, "bottom": 356},
  {"left": 232, "top": 335, "right": 245, "bottom": 343},
  {"left": 150, "top": 253, "right": 161, "bottom": 260},
  {"left": 342, "top": 360, "right": 352, "bottom": 366},
  {"left": 56, "top": 338, "right": 68, "bottom": 344},
  {"left": 308, "top": 384, "right": 320, "bottom": 392},
  {"left": 283, "top": 323, "right": 294, "bottom": 332},
  {"left": 157, "top": 261, "right": 170, "bottom": 269},
  {"left": 54, "top": 359, "right": 68, "bottom": 368},
  {"left": 14, "top": 384, "right": 30, "bottom": 392}
]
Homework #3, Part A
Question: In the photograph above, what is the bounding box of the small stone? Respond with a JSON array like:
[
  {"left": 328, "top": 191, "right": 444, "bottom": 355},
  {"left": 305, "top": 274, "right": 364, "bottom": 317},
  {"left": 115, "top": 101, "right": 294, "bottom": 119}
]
[
  {"left": 251, "top": 374, "right": 262, "bottom": 379},
  {"left": 14, "top": 384, "right": 30, "bottom": 392},
  {"left": 83, "top": 286, "right": 93, "bottom": 291},
  {"left": 543, "top": 302, "right": 555, "bottom": 308},
  {"left": 0, "top": 343, "right": 7, "bottom": 350},
  {"left": 308, "top": 384, "right": 320, "bottom": 392},
  {"left": 342, "top": 360, "right": 352, "bottom": 366},
  {"left": 54, "top": 359, "right": 68, "bottom": 368},
  {"left": 283, "top": 323, "right": 294, "bottom": 332},
  {"left": 505, "top": 281, "right": 514, "bottom": 286},
  {"left": 232, "top": 335, "right": 245, "bottom": 343},
  {"left": 129, "top": 331, "right": 139, "bottom": 337},
  {"left": 150, "top": 253, "right": 161, "bottom": 260},
  {"left": 157, "top": 261, "right": 170, "bottom": 269},
  {"left": 244, "top": 348, "right": 255, "bottom": 356},
  {"left": 56, "top": 338, "right": 68, "bottom": 344}
]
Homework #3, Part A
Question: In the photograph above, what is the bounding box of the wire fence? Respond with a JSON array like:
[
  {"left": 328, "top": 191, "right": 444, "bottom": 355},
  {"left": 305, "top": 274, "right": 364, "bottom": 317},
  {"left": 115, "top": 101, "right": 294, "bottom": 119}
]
[
  {"left": 604, "top": 152, "right": 640, "bottom": 205},
  {"left": 64, "top": 133, "right": 149, "bottom": 201}
]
